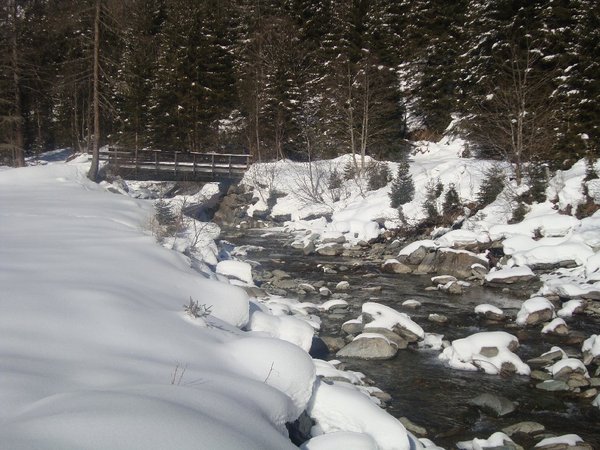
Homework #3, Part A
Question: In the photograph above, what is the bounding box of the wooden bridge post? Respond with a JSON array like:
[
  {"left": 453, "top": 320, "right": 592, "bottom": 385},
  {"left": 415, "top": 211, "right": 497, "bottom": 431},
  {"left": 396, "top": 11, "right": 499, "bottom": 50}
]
[
  {"left": 174, "top": 152, "right": 178, "bottom": 178},
  {"left": 154, "top": 150, "right": 159, "bottom": 176}
]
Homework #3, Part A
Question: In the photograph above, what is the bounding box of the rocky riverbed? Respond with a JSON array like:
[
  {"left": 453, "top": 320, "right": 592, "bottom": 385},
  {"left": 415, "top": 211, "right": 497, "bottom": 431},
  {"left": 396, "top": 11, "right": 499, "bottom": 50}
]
[{"left": 219, "top": 227, "right": 600, "bottom": 450}]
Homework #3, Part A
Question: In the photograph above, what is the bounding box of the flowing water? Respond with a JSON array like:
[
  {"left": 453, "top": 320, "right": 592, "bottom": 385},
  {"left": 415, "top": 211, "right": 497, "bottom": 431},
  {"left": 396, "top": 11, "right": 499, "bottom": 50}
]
[{"left": 220, "top": 227, "right": 600, "bottom": 448}]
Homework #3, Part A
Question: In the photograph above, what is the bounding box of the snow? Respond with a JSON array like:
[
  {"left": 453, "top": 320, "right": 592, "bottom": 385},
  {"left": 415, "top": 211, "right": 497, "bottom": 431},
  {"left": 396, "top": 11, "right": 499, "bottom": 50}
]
[
  {"left": 0, "top": 160, "right": 309, "bottom": 449},
  {"left": 534, "top": 434, "right": 584, "bottom": 448},
  {"left": 306, "top": 378, "right": 412, "bottom": 450},
  {"left": 398, "top": 239, "right": 437, "bottom": 256},
  {"left": 362, "top": 302, "right": 424, "bottom": 339},
  {"left": 547, "top": 358, "right": 589, "bottom": 378},
  {"left": 557, "top": 299, "right": 585, "bottom": 318},
  {"left": 246, "top": 311, "right": 316, "bottom": 352},
  {"left": 582, "top": 335, "right": 600, "bottom": 358},
  {"left": 216, "top": 259, "right": 254, "bottom": 285},
  {"left": 300, "top": 431, "right": 379, "bottom": 450},
  {"left": 516, "top": 297, "right": 555, "bottom": 326},
  {"left": 439, "top": 331, "right": 530, "bottom": 375},
  {"left": 484, "top": 265, "right": 534, "bottom": 281},
  {"left": 435, "top": 229, "right": 489, "bottom": 247},
  {"left": 541, "top": 318, "right": 567, "bottom": 334},
  {"left": 474, "top": 304, "right": 504, "bottom": 316},
  {"left": 457, "top": 432, "right": 515, "bottom": 450}
]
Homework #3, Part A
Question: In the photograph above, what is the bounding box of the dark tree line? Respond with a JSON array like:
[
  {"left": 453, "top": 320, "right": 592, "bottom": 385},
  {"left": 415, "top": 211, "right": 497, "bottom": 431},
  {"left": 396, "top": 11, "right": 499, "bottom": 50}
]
[{"left": 1, "top": 0, "right": 598, "bottom": 173}]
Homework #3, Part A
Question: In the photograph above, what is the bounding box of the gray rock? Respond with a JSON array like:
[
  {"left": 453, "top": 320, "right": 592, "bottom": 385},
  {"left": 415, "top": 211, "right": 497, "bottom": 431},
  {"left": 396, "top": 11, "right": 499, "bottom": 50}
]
[
  {"left": 470, "top": 392, "right": 517, "bottom": 417},
  {"left": 528, "top": 350, "right": 564, "bottom": 368},
  {"left": 272, "top": 279, "right": 297, "bottom": 290},
  {"left": 303, "top": 240, "right": 315, "bottom": 255},
  {"left": 445, "top": 281, "right": 463, "bottom": 295},
  {"left": 382, "top": 259, "right": 413, "bottom": 274},
  {"left": 298, "top": 283, "right": 316, "bottom": 293},
  {"left": 428, "top": 313, "right": 448, "bottom": 324},
  {"left": 320, "top": 336, "right": 347, "bottom": 353},
  {"left": 530, "top": 370, "right": 552, "bottom": 381},
  {"left": 502, "top": 421, "right": 545, "bottom": 437},
  {"left": 524, "top": 309, "right": 554, "bottom": 326},
  {"left": 271, "top": 269, "right": 291, "bottom": 280},
  {"left": 480, "top": 346, "right": 499, "bottom": 357},
  {"left": 406, "top": 245, "right": 430, "bottom": 265},
  {"left": 316, "top": 243, "right": 344, "bottom": 256},
  {"left": 322, "top": 235, "right": 346, "bottom": 244},
  {"left": 342, "top": 321, "right": 364, "bottom": 335},
  {"left": 336, "top": 335, "right": 398, "bottom": 360},
  {"left": 398, "top": 417, "right": 427, "bottom": 437},
  {"left": 362, "top": 327, "right": 408, "bottom": 349},
  {"left": 336, "top": 281, "right": 350, "bottom": 290},
  {"left": 431, "top": 275, "right": 457, "bottom": 285},
  {"left": 536, "top": 380, "right": 570, "bottom": 392},
  {"left": 319, "top": 287, "right": 332, "bottom": 297},
  {"left": 414, "top": 252, "right": 437, "bottom": 274}
]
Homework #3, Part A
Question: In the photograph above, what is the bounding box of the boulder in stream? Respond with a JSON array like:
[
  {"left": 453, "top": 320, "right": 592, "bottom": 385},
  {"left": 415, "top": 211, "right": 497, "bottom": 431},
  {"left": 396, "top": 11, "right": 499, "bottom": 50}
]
[
  {"left": 470, "top": 392, "right": 517, "bottom": 417},
  {"left": 336, "top": 333, "right": 399, "bottom": 360}
]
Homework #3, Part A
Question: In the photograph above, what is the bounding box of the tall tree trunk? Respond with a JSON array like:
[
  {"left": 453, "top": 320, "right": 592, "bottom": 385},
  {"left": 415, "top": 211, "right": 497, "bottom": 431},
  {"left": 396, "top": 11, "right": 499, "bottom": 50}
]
[
  {"left": 88, "top": 0, "right": 101, "bottom": 181},
  {"left": 11, "top": 0, "right": 25, "bottom": 167}
]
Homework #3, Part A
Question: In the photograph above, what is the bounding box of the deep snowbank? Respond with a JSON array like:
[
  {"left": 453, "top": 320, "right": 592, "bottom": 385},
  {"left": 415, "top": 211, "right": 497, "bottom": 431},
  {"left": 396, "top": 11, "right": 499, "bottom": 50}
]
[{"left": 0, "top": 159, "right": 312, "bottom": 449}]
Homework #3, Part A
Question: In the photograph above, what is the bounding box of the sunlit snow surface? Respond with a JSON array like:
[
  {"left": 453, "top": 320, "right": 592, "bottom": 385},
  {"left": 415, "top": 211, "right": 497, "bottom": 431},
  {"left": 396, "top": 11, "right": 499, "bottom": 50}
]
[
  {"left": 0, "top": 159, "right": 311, "bottom": 449},
  {"left": 0, "top": 157, "right": 423, "bottom": 450}
]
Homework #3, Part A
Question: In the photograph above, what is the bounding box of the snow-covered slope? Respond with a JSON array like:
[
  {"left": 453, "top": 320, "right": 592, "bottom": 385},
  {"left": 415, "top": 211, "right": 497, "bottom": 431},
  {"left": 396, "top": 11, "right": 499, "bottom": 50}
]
[{"left": 0, "top": 158, "right": 314, "bottom": 450}]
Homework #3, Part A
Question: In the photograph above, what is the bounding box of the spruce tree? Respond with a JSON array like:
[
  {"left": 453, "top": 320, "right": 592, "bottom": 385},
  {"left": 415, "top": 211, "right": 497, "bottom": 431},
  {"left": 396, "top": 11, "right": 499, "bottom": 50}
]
[
  {"left": 443, "top": 183, "right": 461, "bottom": 217},
  {"left": 389, "top": 159, "right": 414, "bottom": 208}
]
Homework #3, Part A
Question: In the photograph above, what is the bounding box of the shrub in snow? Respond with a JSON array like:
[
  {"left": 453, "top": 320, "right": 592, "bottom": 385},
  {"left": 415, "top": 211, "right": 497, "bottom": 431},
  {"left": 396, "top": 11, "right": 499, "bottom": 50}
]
[
  {"left": 366, "top": 161, "right": 392, "bottom": 191},
  {"left": 184, "top": 297, "right": 212, "bottom": 319},
  {"left": 389, "top": 159, "right": 414, "bottom": 209},
  {"left": 476, "top": 165, "right": 505, "bottom": 207}
]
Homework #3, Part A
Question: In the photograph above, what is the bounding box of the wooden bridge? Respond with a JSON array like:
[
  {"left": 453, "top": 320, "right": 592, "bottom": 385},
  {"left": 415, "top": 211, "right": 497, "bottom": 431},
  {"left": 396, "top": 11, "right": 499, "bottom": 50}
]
[{"left": 100, "top": 147, "right": 251, "bottom": 182}]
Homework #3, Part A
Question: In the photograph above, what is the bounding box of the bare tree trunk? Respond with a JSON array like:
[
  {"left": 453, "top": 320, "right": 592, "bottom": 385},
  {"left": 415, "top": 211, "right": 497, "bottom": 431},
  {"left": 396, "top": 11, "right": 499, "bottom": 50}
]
[
  {"left": 10, "top": 0, "right": 25, "bottom": 167},
  {"left": 88, "top": 0, "right": 101, "bottom": 181}
]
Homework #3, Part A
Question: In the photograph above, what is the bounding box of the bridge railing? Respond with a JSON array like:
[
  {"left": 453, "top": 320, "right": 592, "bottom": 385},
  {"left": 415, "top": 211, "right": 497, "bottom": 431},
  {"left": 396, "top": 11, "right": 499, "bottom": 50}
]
[{"left": 100, "top": 147, "right": 252, "bottom": 180}]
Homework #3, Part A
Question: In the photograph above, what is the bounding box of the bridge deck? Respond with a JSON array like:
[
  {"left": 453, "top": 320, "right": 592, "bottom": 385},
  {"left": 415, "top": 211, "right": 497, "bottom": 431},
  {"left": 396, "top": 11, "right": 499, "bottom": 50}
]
[{"left": 100, "top": 147, "right": 251, "bottom": 182}]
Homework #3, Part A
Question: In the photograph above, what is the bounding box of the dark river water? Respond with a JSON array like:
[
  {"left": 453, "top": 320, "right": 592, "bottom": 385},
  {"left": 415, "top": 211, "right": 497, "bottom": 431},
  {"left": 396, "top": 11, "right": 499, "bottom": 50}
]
[{"left": 220, "top": 228, "right": 600, "bottom": 449}]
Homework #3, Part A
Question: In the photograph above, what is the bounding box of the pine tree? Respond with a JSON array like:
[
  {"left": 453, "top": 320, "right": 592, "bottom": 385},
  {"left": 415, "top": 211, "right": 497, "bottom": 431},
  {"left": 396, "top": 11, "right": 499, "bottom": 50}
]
[
  {"left": 389, "top": 159, "right": 414, "bottom": 208},
  {"left": 477, "top": 165, "right": 505, "bottom": 206},
  {"left": 443, "top": 183, "right": 461, "bottom": 217}
]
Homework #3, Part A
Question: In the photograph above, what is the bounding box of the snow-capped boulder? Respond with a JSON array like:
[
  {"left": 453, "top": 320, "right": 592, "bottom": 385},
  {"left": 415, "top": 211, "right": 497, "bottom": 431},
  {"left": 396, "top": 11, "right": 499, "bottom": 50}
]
[
  {"left": 382, "top": 259, "right": 412, "bottom": 274},
  {"left": 484, "top": 266, "right": 537, "bottom": 286},
  {"left": 439, "top": 331, "right": 530, "bottom": 376},
  {"left": 541, "top": 318, "right": 569, "bottom": 336},
  {"left": 516, "top": 297, "right": 555, "bottom": 326},
  {"left": 362, "top": 302, "right": 424, "bottom": 343},
  {"left": 557, "top": 299, "right": 586, "bottom": 318},
  {"left": 456, "top": 432, "right": 519, "bottom": 450},
  {"left": 474, "top": 304, "right": 506, "bottom": 321},
  {"left": 582, "top": 335, "right": 600, "bottom": 366},
  {"left": 534, "top": 434, "right": 592, "bottom": 450}
]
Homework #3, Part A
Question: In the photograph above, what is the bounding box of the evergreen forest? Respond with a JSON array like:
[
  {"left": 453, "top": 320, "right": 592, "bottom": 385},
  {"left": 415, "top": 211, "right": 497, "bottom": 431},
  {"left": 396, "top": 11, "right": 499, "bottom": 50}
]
[{"left": 1, "top": 0, "right": 598, "bottom": 171}]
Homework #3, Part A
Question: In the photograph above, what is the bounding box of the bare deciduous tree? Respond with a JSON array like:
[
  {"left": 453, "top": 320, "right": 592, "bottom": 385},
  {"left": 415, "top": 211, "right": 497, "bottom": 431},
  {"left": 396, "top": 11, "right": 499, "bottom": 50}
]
[{"left": 468, "top": 40, "right": 556, "bottom": 185}]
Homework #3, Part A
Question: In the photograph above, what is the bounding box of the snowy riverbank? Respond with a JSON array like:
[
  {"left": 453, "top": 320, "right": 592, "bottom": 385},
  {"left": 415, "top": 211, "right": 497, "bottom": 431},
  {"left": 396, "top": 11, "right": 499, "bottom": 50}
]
[{"left": 0, "top": 156, "right": 434, "bottom": 450}]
